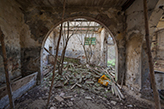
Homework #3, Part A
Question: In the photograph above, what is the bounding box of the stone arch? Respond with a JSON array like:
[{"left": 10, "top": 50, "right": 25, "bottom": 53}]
[
  {"left": 149, "top": 0, "right": 164, "bottom": 36},
  {"left": 40, "top": 16, "right": 123, "bottom": 82}
]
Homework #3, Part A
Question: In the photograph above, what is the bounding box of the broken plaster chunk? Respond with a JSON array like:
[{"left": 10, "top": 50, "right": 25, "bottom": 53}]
[
  {"left": 63, "top": 96, "right": 73, "bottom": 99},
  {"left": 111, "top": 101, "right": 117, "bottom": 105},
  {"left": 50, "top": 107, "right": 57, "bottom": 109},
  {"left": 127, "top": 104, "right": 133, "bottom": 108},
  {"left": 59, "top": 92, "right": 65, "bottom": 97},
  {"left": 63, "top": 62, "right": 67, "bottom": 64},
  {"left": 85, "top": 96, "right": 92, "bottom": 100},
  {"left": 71, "top": 98, "right": 75, "bottom": 101},
  {"left": 55, "top": 95, "right": 64, "bottom": 102},
  {"left": 67, "top": 101, "right": 73, "bottom": 107},
  {"left": 85, "top": 80, "right": 94, "bottom": 84}
]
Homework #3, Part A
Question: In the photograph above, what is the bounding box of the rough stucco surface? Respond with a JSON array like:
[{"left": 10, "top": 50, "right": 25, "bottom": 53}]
[
  {"left": 0, "top": 0, "right": 23, "bottom": 84},
  {"left": 44, "top": 28, "right": 112, "bottom": 66},
  {"left": 125, "top": 0, "right": 160, "bottom": 93},
  {"left": 0, "top": 0, "right": 163, "bottom": 100},
  {"left": 126, "top": 35, "right": 142, "bottom": 92},
  {"left": 14, "top": 1, "right": 126, "bottom": 83},
  {"left": 156, "top": 29, "right": 164, "bottom": 60}
]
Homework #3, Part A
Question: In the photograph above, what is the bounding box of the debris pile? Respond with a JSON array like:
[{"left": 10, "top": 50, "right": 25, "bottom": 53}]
[
  {"left": 14, "top": 59, "right": 154, "bottom": 109},
  {"left": 44, "top": 59, "right": 125, "bottom": 101}
]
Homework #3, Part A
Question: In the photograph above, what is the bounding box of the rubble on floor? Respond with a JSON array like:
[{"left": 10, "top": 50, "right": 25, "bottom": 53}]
[
  {"left": 14, "top": 60, "right": 154, "bottom": 109},
  {"left": 44, "top": 61, "right": 123, "bottom": 100}
]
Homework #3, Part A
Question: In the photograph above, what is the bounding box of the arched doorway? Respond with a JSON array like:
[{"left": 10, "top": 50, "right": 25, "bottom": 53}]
[{"left": 40, "top": 17, "right": 118, "bottom": 81}]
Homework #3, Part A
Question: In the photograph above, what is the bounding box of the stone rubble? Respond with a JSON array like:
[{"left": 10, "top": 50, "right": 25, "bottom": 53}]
[{"left": 42, "top": 59, "right": 124, "bottom": 108}]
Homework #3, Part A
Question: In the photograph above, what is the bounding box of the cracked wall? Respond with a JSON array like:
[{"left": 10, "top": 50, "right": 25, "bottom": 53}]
[
  {"left": 17, "top": 3, "right": 126, "bottom": 83},
  {"left": 0, "top": 0, "right": 126, "bottom": 86},
  {"left": 0, "top": 0, "right": 24, "bottom": 85},
  {"left": 125, "top": 0, "right": 160, "bottom": 94}
]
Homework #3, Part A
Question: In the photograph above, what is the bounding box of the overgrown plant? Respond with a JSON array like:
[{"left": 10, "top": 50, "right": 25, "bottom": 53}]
[
  {"left": 58, "top": 21, "right": 81, "bottom": 74},
  {"left": 77, "top": 22, "right": 95, "bottom": 64}
]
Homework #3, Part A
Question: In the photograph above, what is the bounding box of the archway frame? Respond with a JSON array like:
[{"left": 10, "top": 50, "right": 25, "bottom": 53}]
[{"left": 40, "top": 16, "right": 119, "bottom": 81}]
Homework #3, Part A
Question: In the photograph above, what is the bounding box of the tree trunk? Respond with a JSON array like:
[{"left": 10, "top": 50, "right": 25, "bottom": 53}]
[
  {"left": 143, "top": 0, "right": 161, "bottom": 109},
  {"left": 0, "top": 28, "right": 15, "bottom": 109}
]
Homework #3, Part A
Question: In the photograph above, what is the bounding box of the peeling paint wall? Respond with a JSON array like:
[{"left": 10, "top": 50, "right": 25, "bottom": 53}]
[
  {"left": 125, "top": 0, "right": 146, "bottom": 93},
  {"left": 0, "top": 0, "right": 25, "bottom": 85},
  {"left": 125, "top": 0, "right": 160, "bottom": 94},
  {"left": 155, "top": 29, "right": 164, "bottom": 60},
  {"left": 49, "top": 28, "right": 111, "bottom": 66},
  {"left": 126, "top": 35, "right": 143, "bottom": 92},
  {"left": 0, "top": 0, "right": 126, "bottom": 84}
]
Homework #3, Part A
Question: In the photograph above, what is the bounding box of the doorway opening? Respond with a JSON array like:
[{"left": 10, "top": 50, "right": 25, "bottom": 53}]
[{"left": 41, "top": 18, "right": 117, "bottom": 79}]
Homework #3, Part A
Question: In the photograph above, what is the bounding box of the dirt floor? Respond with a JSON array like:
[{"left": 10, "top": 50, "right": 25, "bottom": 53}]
[{"left": 14, "top": 83, "right": 154, "bottom": 109}]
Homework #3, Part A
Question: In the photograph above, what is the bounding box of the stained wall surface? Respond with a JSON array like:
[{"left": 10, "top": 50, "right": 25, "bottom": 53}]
[{"left": 0, "top": 0, "right": 163, "bottom": 97}]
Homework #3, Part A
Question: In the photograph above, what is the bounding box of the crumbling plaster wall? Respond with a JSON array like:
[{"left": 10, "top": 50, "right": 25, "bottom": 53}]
[
  {"left": 125, "top": 0, "right": 160, "bottom": 93},
  {"left": 0, "top": 0, "right": 31, "bottom": 85},
  {"left": 155, "top": 29, "right": 164, "bottom": 60},
  {"left": 15, "top": 1, "right": 126, "bottom": 84},
  {"left": 55, "top": 28, "right": 109, "bottom": 66}
]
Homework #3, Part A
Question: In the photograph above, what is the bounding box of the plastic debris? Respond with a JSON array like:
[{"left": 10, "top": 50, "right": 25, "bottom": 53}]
[{"left": 98, "top": 75, "right": 111, "bottom": 86}]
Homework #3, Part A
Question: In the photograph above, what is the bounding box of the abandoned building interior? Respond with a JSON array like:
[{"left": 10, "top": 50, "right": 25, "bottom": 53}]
[{"left": 0, "top": 0, "right": 164, "bottom": 109}]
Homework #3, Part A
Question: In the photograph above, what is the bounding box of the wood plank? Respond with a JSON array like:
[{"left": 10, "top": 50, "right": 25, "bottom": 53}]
[
  {"left": 0, "top": 72, "right": 37, "bottom": 109},
  {"left": 0, "top": 72, "right": 37, "bottom": 99}
]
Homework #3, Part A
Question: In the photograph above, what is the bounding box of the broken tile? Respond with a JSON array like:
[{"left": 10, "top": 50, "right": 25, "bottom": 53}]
[
  {"left": 85, "top": 80, "right": 94, "bottom": 84},
  {"left": 59, "top": 92, "right": 65, "bottom": 96},
  {"left": 67, "top": 101, "right": 73, "bottom": 107},
  {"left": 111, "top": 101, "right": 117, "bottom": 105},
  {"left": 63, "top": 96, "right": 73, "bottom": 99},
  {"left": 85, "top": 96, "right": 92, "bottom": 100},
  {"left": 55, "top": 95, "right": 64, "bottom": 102},
  {"left": 50, "top": 107, "right": 57, "bottom": 109},
  {"left": 127, "top": 104, "right": 133, "bottom": 108}
]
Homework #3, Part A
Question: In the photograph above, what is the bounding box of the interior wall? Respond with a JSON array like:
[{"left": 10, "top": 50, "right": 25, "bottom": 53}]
[
  {"left": 0, "top": 0, "right": 27, "bottom": 85},
  {"left": 52, "top": 28, "right": 110, "bottom": 66},
  {"left": 125, "top": 0, "right": 161, "bottom": 94},
  {"left": 155, "top": 29, "right": 164, "bottom": 60},
  {"left": 0, "top": 0, "right": 126, "bottom": 84},
  {"left": 125, "top": 0, "right": 146, "bottom": 93}
]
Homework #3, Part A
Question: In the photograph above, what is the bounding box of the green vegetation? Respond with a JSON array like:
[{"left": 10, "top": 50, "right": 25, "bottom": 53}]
[
  {"left": 63, "top": 57, "right": 81, "bottom": 64},
  {"left": 107, "top": 59, "right": 115, "bottom": 67}
]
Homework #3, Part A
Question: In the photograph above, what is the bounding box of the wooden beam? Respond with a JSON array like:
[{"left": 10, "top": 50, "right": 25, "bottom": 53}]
[
  {"left": 143, "top": 0, "right": 161, "bottom": 109},
  {"left": 62, "top": 26, "right": 101, "bottom": 28},
  {"left": 122, "top": 0, "right": 135, "bottom": 11},
  {"left": 0, "top": 28, "right": 15, "bottom": 109},
  {"left": 0, "top": 72, "right": 37, "bottom": 109}
]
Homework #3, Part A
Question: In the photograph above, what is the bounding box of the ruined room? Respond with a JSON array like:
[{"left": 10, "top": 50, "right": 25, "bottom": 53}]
[{"left": 0, "top": 0, "right": 164, "bottom": 109}]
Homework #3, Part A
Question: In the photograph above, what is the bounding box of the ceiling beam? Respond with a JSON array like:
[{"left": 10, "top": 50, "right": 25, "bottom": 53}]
[
  {"left": 62, "top": 26, "right": 101, "bottom": 28},
  {"left": 122, "top": 0, "right": 135, "bottom": 11}
]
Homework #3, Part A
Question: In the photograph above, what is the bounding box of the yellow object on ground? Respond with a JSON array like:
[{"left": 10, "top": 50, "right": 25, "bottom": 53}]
[{"left": 98, "top": 75, "right": 111, "bottom": 86}]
